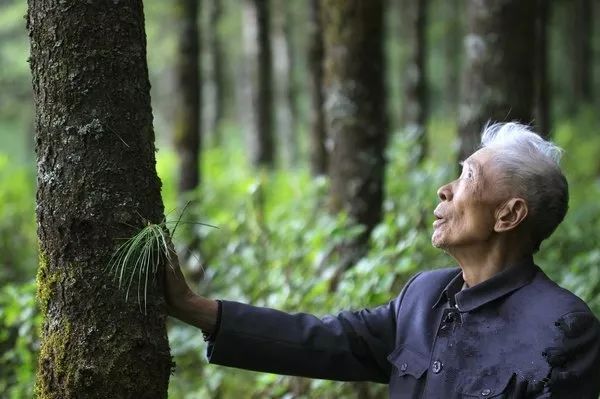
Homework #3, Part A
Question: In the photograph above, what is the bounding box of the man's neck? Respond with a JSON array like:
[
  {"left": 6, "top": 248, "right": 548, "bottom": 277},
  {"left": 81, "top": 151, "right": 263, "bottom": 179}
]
[{"left": 450, "top": 240, "right": 530, "bottom": 287}]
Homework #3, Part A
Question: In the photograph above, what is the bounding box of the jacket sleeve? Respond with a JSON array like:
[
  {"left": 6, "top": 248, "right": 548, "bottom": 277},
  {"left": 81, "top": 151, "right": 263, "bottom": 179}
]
[
  {"left": 535, "top": 311, "right": 600, "bottom": 398},
  {"left": 206, "top": 272, "right": 422, "bottom": 383}
]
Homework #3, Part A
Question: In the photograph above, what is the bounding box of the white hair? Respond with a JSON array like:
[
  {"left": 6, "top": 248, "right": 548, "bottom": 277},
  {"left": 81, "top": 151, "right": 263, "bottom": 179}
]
[{"left": 479, "top": 122, "right": 568, "bottom": 252}]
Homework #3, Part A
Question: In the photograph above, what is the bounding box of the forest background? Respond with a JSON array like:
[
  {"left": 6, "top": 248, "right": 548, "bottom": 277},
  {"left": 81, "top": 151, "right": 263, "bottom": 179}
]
[{"left": 1, "top": 0, "right": 600, "bottom": 398}]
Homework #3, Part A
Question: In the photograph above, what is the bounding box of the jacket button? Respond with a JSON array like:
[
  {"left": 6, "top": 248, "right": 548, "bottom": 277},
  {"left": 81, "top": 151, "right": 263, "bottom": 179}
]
[
  {"left": 481, "top": 388, "right": 492, "bottom": 396},
  {"left": 400, "top": 363, "right": 408, "bottom": 372},
  {"left": 432, "top": 360, "right": 442, "bottom": 373}
]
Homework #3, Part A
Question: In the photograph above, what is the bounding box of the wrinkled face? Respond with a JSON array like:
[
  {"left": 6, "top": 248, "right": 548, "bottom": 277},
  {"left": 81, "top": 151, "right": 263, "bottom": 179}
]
[{"left": 432, "top": 148, "right": 508, "bottom": 251}]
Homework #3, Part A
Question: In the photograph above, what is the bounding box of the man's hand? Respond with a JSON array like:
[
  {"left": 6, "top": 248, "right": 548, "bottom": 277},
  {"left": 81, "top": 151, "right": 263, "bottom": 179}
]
[{"left": 164, "top": 239, "right": 218, "bottom": 334}]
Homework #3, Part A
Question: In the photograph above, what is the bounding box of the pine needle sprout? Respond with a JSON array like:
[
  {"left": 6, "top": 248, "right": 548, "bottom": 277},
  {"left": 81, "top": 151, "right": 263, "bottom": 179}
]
[
  {"left": 107, "top": 222, "right": 174, "bottom": 314},
  {"left": 107, "top": 203, "right": 217, "bottom": 314}
]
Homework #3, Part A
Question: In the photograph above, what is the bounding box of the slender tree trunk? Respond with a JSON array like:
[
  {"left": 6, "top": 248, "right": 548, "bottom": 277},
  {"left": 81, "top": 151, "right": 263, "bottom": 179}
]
[
  {"left": 443, "top": 0, "right": 463, "bottom": 115},
  {"left": 27, "top": 1, "right": 171, "bottom": 397},
  {"left": 322, "top": 0, "right": 387, "bottom": 283},
  {"left": 243, "top": 0, "right": 274, "bottom": 167},
  {"left": 174, "top": 0, "right": 201, "bottom": 194},
  {"left": 209, "top": 0, "right": 225, "bottom": 146},
  {"left": 458, "top": 0, "right": 536, "bottom": 162},
  {"left": 572, "top": 0, "right": 593, "bottom": 104},
  {"left": 401, "top": 0, "right": 429, "bottom": 164},
  {"left": 534, "top": 0, "right": 551, "bottom": 137},
  {"left": 308, "top": 0, "right": 327, "bottom": 176},
  {"left": 272, "top": 0, "right": 298, "bottom": 167},
  {"left": 283, "top": 3, "right": 299, "bottom": 167},
  {"left": 174, "top": 0, "right": 203, "bottom": 278}
]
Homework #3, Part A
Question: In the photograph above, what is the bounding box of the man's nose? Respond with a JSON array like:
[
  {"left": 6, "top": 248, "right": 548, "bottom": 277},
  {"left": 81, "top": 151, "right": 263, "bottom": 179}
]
[{"left": 437, "top": 183, "right": 453, "bottom": 201}]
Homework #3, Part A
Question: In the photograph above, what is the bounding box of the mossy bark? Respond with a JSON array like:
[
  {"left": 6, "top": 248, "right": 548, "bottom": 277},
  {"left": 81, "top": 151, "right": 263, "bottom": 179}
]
[
  {"left": 458, "top": 0, "right": 536, "bottom": 161},
  {"left": 27, "top": 1, "right": 171, "bottom": 398}
]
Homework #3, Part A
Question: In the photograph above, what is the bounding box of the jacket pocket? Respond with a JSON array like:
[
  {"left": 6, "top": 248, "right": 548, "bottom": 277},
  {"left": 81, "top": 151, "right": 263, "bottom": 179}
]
[
  {"left": 455, "top": 370, "right": 514, "bottom": 398},
  {"left": 387, "top": 345, "right": 428, "bottom": 379}
]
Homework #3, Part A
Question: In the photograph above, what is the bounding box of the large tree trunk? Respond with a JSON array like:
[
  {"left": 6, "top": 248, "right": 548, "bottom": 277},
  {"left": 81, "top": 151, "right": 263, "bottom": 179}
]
[
  {"left": 401, "top": 0, "right": 429, "bottom": 164},
  {"left": 322, "top": 0, "right": 387, "bottom": 281},
  {"left": 307, "top": 0, "right": 327, "bottom": 176},
  {"left": 28, "top": 1, "right": 171, "bottom": 397},
  {"left": 534, "top": 0, "right": 551, "bottom": 137},
  {"left": 174, "top": 0, "right": 201, "bottom": 194},
  {"left": 243, "top": 0, "right": 274, "bottom": 167},
  {"left": 458, "top": 0, "right": 536, "bottom": 161}
]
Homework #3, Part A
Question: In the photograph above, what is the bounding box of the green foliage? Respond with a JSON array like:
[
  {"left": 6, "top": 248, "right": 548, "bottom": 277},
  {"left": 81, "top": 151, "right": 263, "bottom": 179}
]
[
  {"left": 0, "top": 149, "right": 38, "bottom": 398},
  {"left": 0, "top": 280, "right": 38, "bottom": 398},
  {"left": 0, "top": 153, "right": 36, "bottom": 283}
]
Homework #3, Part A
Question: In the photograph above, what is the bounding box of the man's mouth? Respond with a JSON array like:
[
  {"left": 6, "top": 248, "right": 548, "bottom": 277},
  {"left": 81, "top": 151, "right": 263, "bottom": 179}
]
[
  {"left": 433, "top": 211, "right": 445, "bottom": 227},
  {"left": 433, "top": 219, "right": 445, "bottom": 228}
]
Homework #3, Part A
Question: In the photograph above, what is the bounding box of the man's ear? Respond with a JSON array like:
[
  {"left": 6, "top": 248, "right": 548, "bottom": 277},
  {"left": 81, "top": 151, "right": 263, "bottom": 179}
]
[{"left": 494, "top": 198, "right": 528, "bottom": 232}]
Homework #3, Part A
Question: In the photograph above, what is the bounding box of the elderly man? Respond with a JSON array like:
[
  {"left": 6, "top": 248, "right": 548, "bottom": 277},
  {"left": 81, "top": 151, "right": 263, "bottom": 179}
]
[{"left": 166, "top": 123, "right": 600, "bottom": 398}]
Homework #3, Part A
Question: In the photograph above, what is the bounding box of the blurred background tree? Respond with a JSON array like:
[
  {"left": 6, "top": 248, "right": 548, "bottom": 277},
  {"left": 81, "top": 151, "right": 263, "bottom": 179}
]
[{"left": 1, "top": 0, "right": 600, "bottom": 397}]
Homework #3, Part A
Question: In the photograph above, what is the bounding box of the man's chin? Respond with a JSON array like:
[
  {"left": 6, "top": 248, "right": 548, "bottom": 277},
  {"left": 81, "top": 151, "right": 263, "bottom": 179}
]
[{"left": 431, "top": 234, "right": 445, "bottom": 249}]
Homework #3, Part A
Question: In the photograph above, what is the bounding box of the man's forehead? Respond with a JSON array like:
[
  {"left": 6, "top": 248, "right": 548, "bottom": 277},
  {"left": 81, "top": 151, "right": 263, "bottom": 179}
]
[{"left": 462, "top": 148, "right": 495, "bottom": 169}]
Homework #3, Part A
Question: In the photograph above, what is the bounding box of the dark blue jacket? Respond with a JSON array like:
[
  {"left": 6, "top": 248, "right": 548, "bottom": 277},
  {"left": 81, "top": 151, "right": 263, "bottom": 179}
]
[{"left": 207, "top": 259, "right": 600, "bottom": 398}]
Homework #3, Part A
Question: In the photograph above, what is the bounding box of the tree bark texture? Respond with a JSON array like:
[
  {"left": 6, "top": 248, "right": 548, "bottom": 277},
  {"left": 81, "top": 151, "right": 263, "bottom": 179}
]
[
  {"left": 458, "top": 0, "right": 536, "bottom": 162},
  {"left": 27, "top": 1, "right": 171, "bottom": 397},
  {"left": 308, "top": 0, "right": 327, "bottom": 176},
  {"left": 174, "top": 0, "right": 201, "bottom": 194},
  {"left": 534, "top": 0, "right": 550, "bottom": 137},
  {"left": 322, "top": 0, "right": 387, "bottom": 237},
  {"left": 243, "top": 0, "right": 274, "bottom": 167},
  {"left": 401, "top": 0, "right": 429, "bottom": 164}
]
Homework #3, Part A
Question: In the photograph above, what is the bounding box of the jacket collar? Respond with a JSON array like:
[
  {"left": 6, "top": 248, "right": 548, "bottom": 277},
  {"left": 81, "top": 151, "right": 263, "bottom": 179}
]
[{"left": 433, "top": 256, "right": 538, "bottom": 312}]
